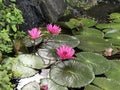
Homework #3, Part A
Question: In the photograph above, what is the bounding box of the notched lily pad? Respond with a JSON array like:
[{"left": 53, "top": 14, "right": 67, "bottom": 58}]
[
  {"left": 105, "top": 60, "right": 120, "bottom": 83},
  {"left": 23, "top": 36, "right": 42, "bottom": 47},
  {"left": 44, "top": 34, "right": 80, "bottom": 49},
  {"left": 50, "top": 60, "right": 95, "bottom": 88},
  {"left": 75, "top": 36, "right": 110, "bottom": 52},
  {"left": 40, "top": 78, "right": 68, "bottom": 90},
  {"left": 18, "top": 54, "right": 45, "bottom": 69},
  {"left": 92, "top": 77, "right": 120, "bottom": 90},
  {"left": 76, "top": 52, "right": 110, "bottom": 75}
]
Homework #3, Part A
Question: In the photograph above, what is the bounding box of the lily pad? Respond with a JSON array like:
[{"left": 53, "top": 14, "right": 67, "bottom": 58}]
[
  {"left": 105, "top": 60, "right": 120, "bottom": 83},
  {"left": 75, "top": 36, "right": 110, "bottom": 52},
  {"left": 13, "top": 61, "right": 37, "bottom": 78},
  {"left": 44, "top": 34, "right": 80, "bottom": 49},
  {"left": 79, "top": 18, "right": 96, "bottom": 27},
  {"left": 109, "top": 13, "right": 120, "bottom": 23},
  {"left": 23, "top": 36, "right": 42, "bottom": 47},
  {"left": 72, "top": 27, "right": 103, "bottom": 38},
  {"left": 96, "top": 23, "right": 120, "bottom": 30},
  {"left": 18, "top": 54, "right": 45, "bottom": 69},
  {"left": 64, "top": 18, "right": 82, "bottom": 29},
  {"left": 76, "top": 52, "right": 110, "bottom": 75},
  {"left": 105, "top": 31, "right": 120, "bottom": 45},
  {"left": 22, "top": 81, "right": 40, "bottom": 90},
  {"left": 50, "top": 60, "right": 95, "bottom": 88},
  {"left": 40, "top": 78, "right": 68, "bottom": 90},
  {"left": 37, "top": 49, "right": 57, "bottom": 65},
  {"left": 92, "top": 77, "right": 120, "bottom": 90},
  {"left": 85, "top": 85, "right": 102, "bottom": 90}
]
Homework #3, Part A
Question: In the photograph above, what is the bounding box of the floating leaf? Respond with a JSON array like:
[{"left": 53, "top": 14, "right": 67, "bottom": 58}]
[
  {"left": 40, "top": 78, "right": 68, "bottom": 90},
  {"left": 64, "top": 18, "right": 82, "bottom": 29},
  {"left": 79, "top": 18, "right": 96, "bottom": 27},
  {"left": 92, "top": 77, "right": 120, "bottom": 90},
  {"left": 105, "top": 60, "right": 120, "bottom": 83},
  {"left": 72, "top": 27, "right": 103, "bottom": 38},
  {"left": 50, "top": 60, "right": 94, "bottom": 88},
  {"left": 105, "top": 31, "right": 120, "bottom": 45},
  {"left": 18, "top": 54, "right": 45, "bottom": 69},
  {"left": 44, "top": 34, "right": 80, "bottom": 49},
  {"left": 23, "top": 36, "right": 42, "bottom": 47},
  {"left": 96, "top": 23, "right": 120, "bottom": 30},
  {"left": 37, "top": 49, "right": 57, "bottom": 65},
  {"left": 76, "top": 36, "right": 110, "bottom": 52},
  {"left": 13, "top": 61, "right": 37, "bottom": 78},
  {"left": 109, "top": 13, "right": 120, "bottom": 23},
  {"left": 22, "top": 81, "right": 40, "bottom": 90},
  {"left": 85, "top": 85, "right": 102, "bottom": 90},
  {"left": 76, "top": 52, "right": 110, "bottom": 75}
]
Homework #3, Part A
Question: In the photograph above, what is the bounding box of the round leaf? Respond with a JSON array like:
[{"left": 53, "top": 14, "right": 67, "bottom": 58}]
[
  {"left": 76, "top": 52, "right": 110, "bottom": 75},
  {"left": 105, "top": 60, "right": 120, "bottom": 83},
  {"left": 40, "top": 78, "right": 68, "bottom": 90},
  {"left": 22, "top": 81, "right": 40, "bottom": 90},
  {"left": 72, "top": 27, "right": 103, "bottom": 38},
  {"left": 18, "top": 54, "right": 45, "bottom": 69},
  {"left": 92, "top": 77, "right": 120, "bottom": 90},
  {"left": 23, "top": 36, "right": 42, "bottom": 47},
  {"left": 76, "top": 36, "right": 110, "bottom": 52},
  {"left": 50, "top": 60, "right": 95, "bottom": 88},
  {"left": 44, "top": 34, "right": 80, "bottom": 49},
  {"left": 85, "top": 85, "right": 102, "bottom": 90},
  {"left": 13, "top": 61, "right": 37, "bottom": 78}
]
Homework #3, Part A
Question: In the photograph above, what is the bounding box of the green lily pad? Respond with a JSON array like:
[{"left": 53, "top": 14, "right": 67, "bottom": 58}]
[
  {"left": 109, "top": 13, "right": 120, "bottom": 23},
  {"left": 18, "top": 54, "right": 45, "bottom": 69},
  {"left": 85, "top": 85, "right": 102, "bottom": 90},
  {"left": 13, "top": 61, "right": 37, "bottom": 78},
  {"left": 23, "top": 36, "right": 42, "bottom": 47},
  {"left": 72, "top": 27, "right": 103, "bottom": 38},
  {"left": 75, "top": 36, "right": 110, "bottom": 52},
  {"left": 92, "top": 77, "right": 120, "bottom": 90},
  {"left": 105, "top": 60, "right": 120, "bottom": 83},
  {"left": 50, "top": 60, "right": 95, "bottom": 88},
  {"left": 44, "top": 34, "right": 80, "bottom": 49},
  {"left": 37, "top": 49, "right": 57, "bottom": 65},
  {"left": 76, "top": 52, "right": 110, "bottom": 75},
  {"left": 96, "top": 23, "right": 120, "bottom": 30},
  {"left": 105, "top": 31, "right": 120, "bottom": 45},
  {"left": 79, "top": 18, "right": 96, "bottom": 27},
  {"left": 40, "top": 78, "right": 68, "bottom": 90},
  {"left": 22, "top": 81, "right": 40, "bottom": 90},
  {"left": 64, "top": 18, "right": 82, "bottom": 29}
]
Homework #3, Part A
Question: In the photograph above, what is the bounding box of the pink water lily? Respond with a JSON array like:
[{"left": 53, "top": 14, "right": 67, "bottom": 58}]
[
  {"left": 40, "top": 85, "right": 48, "bottom": 90},
  {"left": 46, "top": 24, "right": 61, "bottom": 34},
  {"left": 28, "top": 28, "right": 42, "bottom": 39},
  {"left": 56, "top": 45, "right": 75, "bottom": 60}
]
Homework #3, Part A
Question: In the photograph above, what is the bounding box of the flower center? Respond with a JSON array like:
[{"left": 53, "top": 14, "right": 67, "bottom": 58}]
[{"left": 63, "top": 51, "right": 67, "bottom": 55}]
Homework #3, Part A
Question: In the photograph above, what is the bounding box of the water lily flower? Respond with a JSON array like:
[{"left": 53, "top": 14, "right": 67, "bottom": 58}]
[
  {"left": 28, "top": 28, "right": 42, "bottom": 39},
  {"left": 40, "top": 85, "right": 48, "bottom": 90},
  {"left": 46, "top": 24, "right": 61, "bottom": 34},
  {"left": 56, "top": 45, "right": 75, "bottom": 60}
]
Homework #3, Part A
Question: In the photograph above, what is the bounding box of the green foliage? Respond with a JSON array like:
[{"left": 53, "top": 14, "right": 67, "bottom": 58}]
[
  {"left": 0, "top": 0, "right": 24, "bottom": 53},
  {"left": 40, "top": 78, "right": 68, "bottom": 90},
  {"left": 50, "top": 60, "right": 95, "bottom": 88}
]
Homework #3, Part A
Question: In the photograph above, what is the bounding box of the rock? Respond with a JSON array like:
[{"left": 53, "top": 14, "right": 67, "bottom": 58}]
[{"left": 16, "top": 0, "right": 67, "bottom": 31}]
